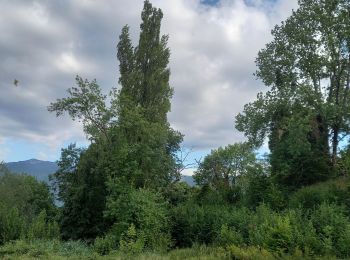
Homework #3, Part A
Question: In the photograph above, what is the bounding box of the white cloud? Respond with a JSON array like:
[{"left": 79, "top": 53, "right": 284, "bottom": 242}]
[
  {"left": 56, "top": 52, "right": 82, "bottom": 73},
  {"left": 182, "top": 168, "right": 196, "bottom": 176},
  {"left": 0, "top": 0, "right": 298, "bottom": 160}
]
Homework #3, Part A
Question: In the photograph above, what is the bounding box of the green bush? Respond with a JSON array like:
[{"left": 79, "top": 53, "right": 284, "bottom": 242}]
[
  {"left": 94, "top": 234, "right": 116, "bottom": 255},
  {"left": 248, "top": 205, "right": 293, "bottom": 254},
  {"left": 337, "top": 224, "right": 350, "bottom": 257},
  {"left": 215, "top": 224, "right": 244, "bottom": 247},
  {"left": 244, "top": 165, "right": 286, "bottom": 210},
  {"left": 162, "top": 182, "right": 193, "bottom": 206},
  {"left": 309, "top": 203, "right": 350, "bottom": 257},
  {"left": 289, "top": 183, "right": 336, "bottom": 210},
  {"left": 289, "top": 177, "right": 350, "bottom": 211},
  {"left": 105, "top": 187, "right": 171, "bottom": 251},
  {"left": 171, "top": 202, "right": 235, "bottom": 247},
  {"left": 0, "top": 206, "right": 25, "bottom": 244},
  {"left": 27, "top": 210, "right": 60, "bottom": 241},
  {"left": 0, "top": 239, "right": 95, "bottom": 258},
  {"left": 0, "top": 170, "right": 56, "bottom": 221},
  {"left": 226, "top": 245, "right": 275, "bottom": 260},
  {"left": 119, "top": 224, "right": 145, "bottom": 255}
]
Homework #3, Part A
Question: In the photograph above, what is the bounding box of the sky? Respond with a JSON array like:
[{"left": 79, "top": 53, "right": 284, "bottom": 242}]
[{"left": 0, "top": 0, "right": 298, "bottom": 168}]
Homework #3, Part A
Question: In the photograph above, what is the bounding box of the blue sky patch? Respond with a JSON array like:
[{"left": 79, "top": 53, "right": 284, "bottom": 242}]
[{"left": 200, "top": 0, "right": 220, "bottom": 6}]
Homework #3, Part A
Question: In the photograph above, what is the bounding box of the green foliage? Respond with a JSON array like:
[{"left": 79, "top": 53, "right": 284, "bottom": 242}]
[
  {"left": 162, "top": 181, "right": 193, "bottom": 206},
  {"left": 119, "top": 224, "right": 145, "bottom": 255},
  {"left": 170, "top": 202, "right": 247, "bottom": 247},
  {"left": 0, "top": 239, "right": 95, "bottom": 259},
  {"left": 227, "top": 245, "right": 275, "bottom": 260},
  {"left": 248, "top": 205, "right": 294, "bottom": 254},
  {"left": 194, "top": 143, "right": 256, "bottom": 190},
  {"left": 289, "top": 178, "right": 350, "bottom": 210},
  {"left": 105, "top": 187, "right": 170, "bottom": 251},
  {"left": 27, "top": 210, "right": 60, "bottom": 241},
  {"left": 55, "top": 143, "right": 109, "bottom": 241},
  {"left": 0, "top": 206, "right": 25, "bottom": 245},
  {"left": 215, "top": 224, "right": 244, "bottom": 247},
  {"left": 48, "top": 76, "right": 111, "bottom": 141},
  {"left": 243, "top": 164, "right": 286, "bottom": 210},
  {"left": 234, "top": 0, "right": 350, "bottom": 187},
  {"left": 309, "top": 203, "right": 350, "bottom": 256},
  {"left": 94, "top": 234, "right": 116, "bottom": 255},
  {"left": 338, "top": 146, "right": 350, "bottom": 176},
  {"left": 0, "top": 167, "right": 56, "bottom": 221},
  {"left": 0, "top": 167, "right": 57, "bottom": 245},
  {"left": 48, "top": 0, "right": 183, "bottom": 241},
  {"left": 111, "top": 0, "right": 183, "bottom": 188}
]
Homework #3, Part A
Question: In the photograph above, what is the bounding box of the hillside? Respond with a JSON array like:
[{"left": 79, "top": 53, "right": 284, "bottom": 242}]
[
  {"left": 5, "top": 159, "right": 195, "bottom": 186},
  {"left": 5, "top": 159, "right": 58, "bottom": 182}
]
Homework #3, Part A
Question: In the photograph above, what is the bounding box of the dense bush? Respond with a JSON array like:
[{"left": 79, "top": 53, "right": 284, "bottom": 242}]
[
  {"left": 119, "top": 224, "right": 145, "bottom": 255},
  {"left": 0, "top": 169, "right": 58, "bottom": 245},
  {"left": 93, "top": 234, "right": 116, "bottom": 255},
  {"left": 0, "top": 206, "right": 25, "bottom": 245},
  {"left": 171, "top": 203, "right": 231, "bottom": 247},
  {"left": 289, "top": 179, "right": 350, "bottom": 210},
  {"left": 215, "top": 224, "right": 244, "bottom": 247},
  {"left": 0, "top": 169, "right": 56, "bottom": 220},
  {"left": 105, "top": 186, "right": 171, "bottom": 252},
  {"left": 0, "top": 239, "right": 95, "bottom": 259},
  {"left": 244, "top": 168, "right": 286, "bottom": 210},
  {"left": 26, "top": 210, "right": 60, "bottom": 241}
]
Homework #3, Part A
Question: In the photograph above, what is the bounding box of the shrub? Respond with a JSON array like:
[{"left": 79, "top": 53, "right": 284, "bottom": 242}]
[
  {"left": 105, "top": 187, "right": 170, "bottom": 251},
  {"left": 337, "top": 224, "right": 350, "bottom": 257},
  {"left": 226, "top": 245, "right": 275, "bottom": 260},
  {"left": 26, "top": 210, "right": 60, "bottom": 241},
  {"left": 0, "top": 206, "right": 25, "bottom": 244},
  {"left": 119, "top": 224, "right": 145, "bottom": 255},
  {"left": 248, "top": 205, "right": 293, "bottom": 253},
  {"left": 215, "top": 224, "right": 244, "bottom": 247},
  {"left": 0, "top": 239, "right": 94, "bottom": 258},
  {"left": 94, "top": 234, "right": 116, "bottom": 255},
  {"left": 289, "top": 183, "right": 337, "bottom": 210},
  {"left": 171, "top": 202, "right": 234, "bottom": 247},
  {"left": 309, "top": 203, "right": 350, "bottom": 257},
  {"left": 162, "top": 182, "right": 193, "bottom": 206}
]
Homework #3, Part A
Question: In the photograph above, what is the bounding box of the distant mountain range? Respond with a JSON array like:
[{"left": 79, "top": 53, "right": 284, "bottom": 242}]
[
  {"left": 5, "top": 159, "right": 195, "bottom": 186},
  {"left": 5, "top": 159, "right": 58, "bottom": 182}
]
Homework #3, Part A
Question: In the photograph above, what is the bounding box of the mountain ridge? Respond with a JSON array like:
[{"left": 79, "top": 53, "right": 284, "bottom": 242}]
[
  {"left": 5, "top": 159, "right": 195, "bottom": 186},
  {"left": 5, "top": 159, "right": 58, "bottom": 182}
]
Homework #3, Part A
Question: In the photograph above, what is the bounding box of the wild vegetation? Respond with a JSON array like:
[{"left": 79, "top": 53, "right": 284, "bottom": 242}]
[{"left": 2, "top": 0, "right": 350, "bottom": 259}]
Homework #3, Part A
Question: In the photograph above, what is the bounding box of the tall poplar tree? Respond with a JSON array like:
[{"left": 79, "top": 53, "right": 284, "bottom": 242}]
[
  {"left": 112, "top": 0, "right": 182, "bottom": 189},
  {"left": 48, "top": 0, "right": 182, "bottom": 239}
]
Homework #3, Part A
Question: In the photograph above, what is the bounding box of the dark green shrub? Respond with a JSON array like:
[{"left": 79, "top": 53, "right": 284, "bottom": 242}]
[
  {"left": 289, "top": 182, "right": 338, "bottom": 210},
  {"left": 119, "top": 224, "right": 145, "bottom": 255},
  {"left": 0, "top": 206, "right": 25, "bottom": 244},
  {"left": 171, "top": 202, "right": 236, "bottom": 247},
  {"left": 226, "top": 245, "right": 275, "bottom": 259},
  {"left": 248, "top": 205, "right": 293, "bottom": 254},
  {"left": 309, "top": 203, "right": 350, "bottom": 257},
  {"left": 244, "top": 167, "right": 286, "bottom": 210},
  {"left": 337, "top": 225, "right": 350, "bottom": 257},
  {"left": 215, "top": 224, "right": 244, "bottom": 247},
  {"left": 194, "top": 184, "right": 227, "bottom": 206},
  {"left": 162, "top": 182, "right": 193, "bottom": 206},
  {"left": 27, "top": 210, "right": 60, "bottom": 241},
  {"left": 105, "top": 187, "right": 170, "bottom": 251},
  {"left": 93, "top": 234, "right": 116, "bottom": 255}
]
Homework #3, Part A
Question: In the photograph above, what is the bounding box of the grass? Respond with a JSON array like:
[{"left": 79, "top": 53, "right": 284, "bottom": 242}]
[{"left": 0, "top": 240, "right": 341, "bottom": 260}]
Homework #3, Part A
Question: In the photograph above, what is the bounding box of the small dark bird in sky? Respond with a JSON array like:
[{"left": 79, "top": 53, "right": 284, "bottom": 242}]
[{"left": 13, "top": 79, "right": 19, "bottom": 87}]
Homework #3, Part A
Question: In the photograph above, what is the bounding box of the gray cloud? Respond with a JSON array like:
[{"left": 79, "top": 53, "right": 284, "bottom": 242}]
[{"left": 0, "top": 0, "right": 298, "bottom": 158}]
